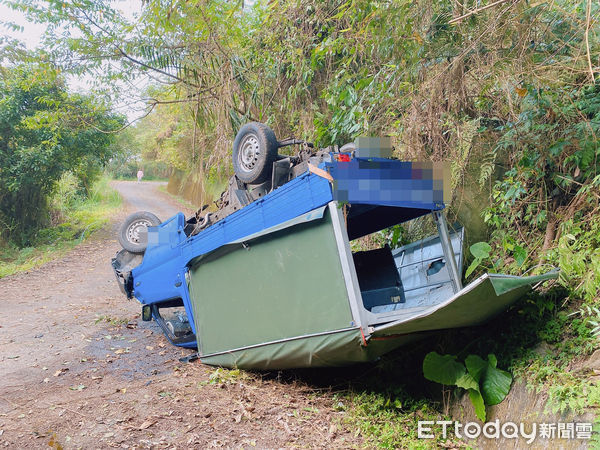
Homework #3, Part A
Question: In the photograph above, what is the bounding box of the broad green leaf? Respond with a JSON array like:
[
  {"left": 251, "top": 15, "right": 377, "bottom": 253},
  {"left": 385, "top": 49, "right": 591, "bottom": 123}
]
[
  {"left": 456, "top": 372, "right": 479, "bottom": 391},
  {"left": 468, "top": 389, "right": 486, "bottom": 421},
  {"left": 465, "top": 354, "right": 488, "bottom": 383},
  {"left": 423, "top": 352, "right": 465, "bottom": 385},
  {"left": 481, "top": 365, "right": 512, "bottom": 405},
  {"left": 465, "top": 258, "right": 481, "bottom": 278},
  {"left": 470, "top": 242, "right": 492, "bottom": 259},
  {"left": 487, "top": 354, "right": 498, "bottom": 368}
]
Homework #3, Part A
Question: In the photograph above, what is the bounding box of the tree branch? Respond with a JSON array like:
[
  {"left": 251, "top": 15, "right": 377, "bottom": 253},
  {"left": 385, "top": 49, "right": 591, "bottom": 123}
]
[
  {"left": 77, "top": 103, "right": 157, "bottom": 134},
  {"left": 77, "top": 8, "right": 198, "bottom": 88}
]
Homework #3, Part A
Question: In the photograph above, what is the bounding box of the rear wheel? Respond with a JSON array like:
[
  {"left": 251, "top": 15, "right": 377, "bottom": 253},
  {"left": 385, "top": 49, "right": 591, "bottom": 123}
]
[
  {"left": 232, "top": 122, "right": 278, "bottom": 184},
  {"left": 118, "top": 211, "right": 161, "bottom": 253}
]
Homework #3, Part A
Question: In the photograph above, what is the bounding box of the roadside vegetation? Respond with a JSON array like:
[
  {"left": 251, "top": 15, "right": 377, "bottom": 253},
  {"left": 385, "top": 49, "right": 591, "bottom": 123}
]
[
  {"left": 0, "top": 61, "right": 124, "bottom": 243},
  {"left": 2, "top": 0, "right": 599, "bottom": 445},
  {"left": 0, "top": 58, "right": 124, "bottom": 277},
  {"left": 0, "top": 175, "right": 121, "bottom": 278}
]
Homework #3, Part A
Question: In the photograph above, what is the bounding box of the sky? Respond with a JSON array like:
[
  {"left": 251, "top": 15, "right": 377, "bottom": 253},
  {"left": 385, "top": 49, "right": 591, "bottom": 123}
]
[
  {"left": 0, "top": 1, "right": 146, "bottom": 121},
  {"left": 0, "top": 3, "right": 47, "bottom": 54}
]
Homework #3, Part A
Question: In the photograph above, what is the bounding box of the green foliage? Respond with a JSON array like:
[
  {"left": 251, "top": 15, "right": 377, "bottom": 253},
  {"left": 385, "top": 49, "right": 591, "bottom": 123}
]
[
  {"left": 10, "top": 0, "right": 596, "bottom": 211},
  {"left": 569, "top": 305, "right": 600, "bottom": 338},
  {"left": 521, "top": 352, "right": 598, "bottom": 416},
  {"left": 0, "top": 175, "right": 121, "bottom": 278},
  {"left": 0, "top": 62, "right": 124, "bottom": 244},
  {"left": 422, "top": 352, "right": 465, "bottom": 386},
  {"left": 450, "top": 284, "right": 600, "bottom": 416},
  {"left": 49, "top": 172, "right": 81, "bottom": 222},
  {"left": 467, "top": 355, "right": 512, "bottom": 407},
  {"left": 482, "top": 82, "right": 600, "bottom": 278},
  {"left": 474, "top": 71, "right": 600, "bottom": 422},
  {"left": 464, "top": 241, "right": 492, "bottom": 278},
  {"left": 102, "top": 125, "right": 171, "bottom": 180},
  {"left": 380, "top": 224, "right": 409, "bottom": 249},
  {"left": 550, "top": 219, "right": 600, "bottom": 303},
  {"left": 341, "top": 390, "right": 453, "bottom": 448},
  {"left": 423, "top": 352, "right": 512, "bottom": 421},
  {"left": 200, "top": 368, "right": 247, "bottom": 386}
]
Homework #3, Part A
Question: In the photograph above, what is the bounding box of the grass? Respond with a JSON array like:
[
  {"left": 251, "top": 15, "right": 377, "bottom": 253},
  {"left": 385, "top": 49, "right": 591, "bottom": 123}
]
[
  {"left": 0, "top": 176, "right": 121, "bottom": 279},
  {"left": 200, "top": 367, "right": 249, "bottom": 386},
  {"left": 94, "top": 315, "right": 130, "bottom": 326},
  {"left": 338, "top": 391, "right": 455, "bottom": 448}
]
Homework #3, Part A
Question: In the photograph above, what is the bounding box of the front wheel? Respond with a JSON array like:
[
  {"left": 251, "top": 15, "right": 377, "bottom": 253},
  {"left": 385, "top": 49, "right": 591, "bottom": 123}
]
[{"left": 118, "top": 211, "right": 161, "bottom": 254}]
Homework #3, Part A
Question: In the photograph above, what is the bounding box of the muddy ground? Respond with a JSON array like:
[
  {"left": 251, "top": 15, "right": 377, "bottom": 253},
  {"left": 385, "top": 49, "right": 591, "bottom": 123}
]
[{"left": 0, "top": 181, "right": 365, "bottom": 449}]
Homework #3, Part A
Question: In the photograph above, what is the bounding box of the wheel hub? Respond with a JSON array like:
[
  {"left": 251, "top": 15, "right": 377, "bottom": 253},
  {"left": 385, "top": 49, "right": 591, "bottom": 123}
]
[
  {"left": 126, "top": 219, "right": 153, "bottom": 244},
  {"left": 239, "top": 134, "right": 260, "bottom": 172}
]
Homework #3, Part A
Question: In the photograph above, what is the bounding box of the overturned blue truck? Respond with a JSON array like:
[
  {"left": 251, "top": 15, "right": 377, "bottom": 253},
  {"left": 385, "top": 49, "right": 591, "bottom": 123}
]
[{"left": 112, "top": 122, "right": 557, "bottom": 369}]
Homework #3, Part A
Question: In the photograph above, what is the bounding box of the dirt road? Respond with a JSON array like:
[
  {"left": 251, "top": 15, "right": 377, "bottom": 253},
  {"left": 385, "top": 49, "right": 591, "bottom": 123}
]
[{"left": 0, "top": 181, "right": 361, "bottom": 448}]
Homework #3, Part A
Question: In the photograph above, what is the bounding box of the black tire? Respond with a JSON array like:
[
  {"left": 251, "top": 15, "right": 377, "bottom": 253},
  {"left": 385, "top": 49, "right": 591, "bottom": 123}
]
[
  {"left": 232, "top": 122, "right": 278, "bottom": 184},
  {"left": 118, "top": 211, "right": 161, "bottom": 254}
]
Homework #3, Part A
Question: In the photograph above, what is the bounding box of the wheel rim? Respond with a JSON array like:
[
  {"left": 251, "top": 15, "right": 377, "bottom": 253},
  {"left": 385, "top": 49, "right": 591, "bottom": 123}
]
[
  {"left": 126, "top": 219, "right": 153, "bottom": 244},
  {"left": 238, "top": 133, "right": 260, "bottom": 173}
]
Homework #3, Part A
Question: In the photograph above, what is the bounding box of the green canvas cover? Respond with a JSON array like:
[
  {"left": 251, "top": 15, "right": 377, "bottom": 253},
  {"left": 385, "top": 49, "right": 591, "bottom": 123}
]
[
  {"left": 188, "top": 207, "right": 355, "bottom": 358},
  {"left": 372, "top": 270, "right": 559, "bottom": 338},
  {"left": 199, "top": 328, "right": 419, "bottom": 370},
  {"left": 187, "top": 202, "right": 558, "bottom": 369},
  {"left": 197, "top": 271, "right": 557, "bottom": 369}
]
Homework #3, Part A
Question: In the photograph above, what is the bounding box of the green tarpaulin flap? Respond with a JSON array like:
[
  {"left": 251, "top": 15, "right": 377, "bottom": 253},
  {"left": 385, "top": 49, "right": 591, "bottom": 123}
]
[
  {"left": 372, "top": 270, "right": 558, "bottom": 338},
  {"left": 488, "top": 269, "right": 559, "bottom": 295}
]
